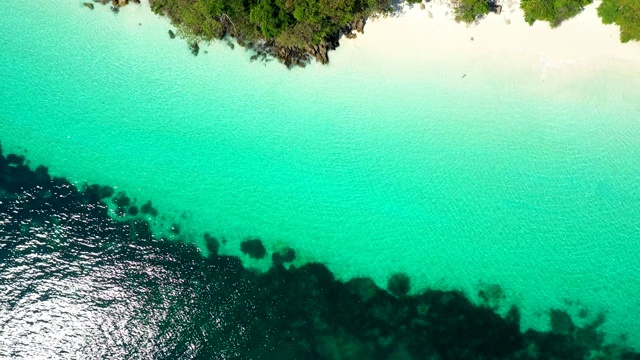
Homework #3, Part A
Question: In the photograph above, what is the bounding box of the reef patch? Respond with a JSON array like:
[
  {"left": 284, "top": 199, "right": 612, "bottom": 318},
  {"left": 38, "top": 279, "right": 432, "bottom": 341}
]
[{"left": 0, "top": 144, "right": 637, "bottom": 359}]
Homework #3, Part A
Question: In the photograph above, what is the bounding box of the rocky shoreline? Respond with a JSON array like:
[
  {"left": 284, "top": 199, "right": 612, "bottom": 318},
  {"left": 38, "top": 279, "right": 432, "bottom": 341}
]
[
  {"left": 251, "top": 19, "right": 366, "bottom": 67},
  {"left": 85, "top": 0, "right": 140, "bottom": 12}
]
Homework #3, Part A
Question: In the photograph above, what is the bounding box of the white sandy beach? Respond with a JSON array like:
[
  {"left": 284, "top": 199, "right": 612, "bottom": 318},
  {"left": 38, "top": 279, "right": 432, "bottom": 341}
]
[
  {"left": 343, "top": 0, "right": 640, "bottom": 61},
  {"left": 331, "top": 0, "right": 640, "bottom": 99}
]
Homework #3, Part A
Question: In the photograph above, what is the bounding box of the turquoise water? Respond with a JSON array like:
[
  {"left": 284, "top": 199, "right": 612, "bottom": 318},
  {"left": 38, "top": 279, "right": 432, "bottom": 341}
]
[{"left": 1, "top": 0, "right": 640, "bottom": 349}]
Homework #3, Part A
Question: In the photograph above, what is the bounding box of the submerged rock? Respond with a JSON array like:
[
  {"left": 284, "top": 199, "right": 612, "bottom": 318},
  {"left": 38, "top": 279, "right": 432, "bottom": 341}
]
[
  {"left": 550, "top": 309, "right": 575, "bottom": 335},
  {"left": 203, "top": 233, "right": 220, "bottom": 256},
  {"left": 271, "top": 247, "right": 295, "bottom": 266},
  {"left": 140, "top": 200, "right": 158, "bottom": 217},
  {"left": 127, "top": 205, "right": 139, "bottom": 216},
  {"left": 83, "top": 2, "right": 94, "bottom": 10},
  {"left": 346, "top": 277, "right": 379, "bottom": 302},
  {"left": 387, "top": 272, "right": 411, "bottom": 297},
  {"left": 188, "top": 42, "right": 199, "bottom": 56},
  {"left": 240, "top": 239, "right": 267, "bottom": 259},
  {"left": 112, "top": 192, "right": 131, "bottom": 207},
  {"left": 168, "top": 30, "right": 176, "bottom": 39}
]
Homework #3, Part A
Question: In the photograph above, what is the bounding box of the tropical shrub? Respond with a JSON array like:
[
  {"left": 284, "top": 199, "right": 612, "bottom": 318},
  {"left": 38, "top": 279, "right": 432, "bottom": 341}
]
[
  {"left": 454, "top": 0, "right": 494, "bottom": 24},
  {"left": 520, "top": 0, "right": 592, "bottom": 27},
  {"left": 598, "top": 0, "right": 640, "bottom": 42}
]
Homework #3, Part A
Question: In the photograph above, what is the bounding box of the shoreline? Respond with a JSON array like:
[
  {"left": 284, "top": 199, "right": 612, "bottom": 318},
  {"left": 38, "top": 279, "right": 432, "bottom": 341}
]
[
  {"left": 95, "top": 0, "right": 640, "bottom": 103},
  {"left": 323, "top": 0, "right": 640, "bottom": 105},
  {"left": 88, "top": 0, "right": 640, "bottom": 69},
  {"left": 332, "top": 1, "right": 640, "bottom": 72}
]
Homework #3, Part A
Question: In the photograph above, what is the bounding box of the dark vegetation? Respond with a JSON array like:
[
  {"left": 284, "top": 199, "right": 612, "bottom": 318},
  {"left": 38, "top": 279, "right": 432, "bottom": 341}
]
[
  {"left": 2, "top": 142, "right": 640, "bottom": 358},
  {"left": 146, "top": 0, "right": 390, "bottom": 66},
  {"left": 598, "top": 0, "right": 640, "bottom": 42},
  {"left": 452, "top": 0, "right": 639, "bottom": 41},
  {"left": 454, "top": 0, "right": 496, "bottom": 24},
  {"left": 520, "top": 0, "right": 592, "bottom": 27}
]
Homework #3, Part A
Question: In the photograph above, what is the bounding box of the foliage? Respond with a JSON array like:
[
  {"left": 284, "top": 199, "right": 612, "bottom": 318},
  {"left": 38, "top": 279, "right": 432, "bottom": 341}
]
[
  {"left": 276, "top": 22, "right": 321, "bottom": 47},
  {"left": 598, "top": 0, "right": 640, "bottom": 42},
  {"left": 250, "top": 0, "right": 294, "bottom": 38},
  {"left": 149, "top": 0, "right": 390, "bottom": 50},
  {"left": 520, "top": 0, "right": 592, "bottom": 27},
  {"left": 454, "top": 0, "right": 494, "bottom": 24}
]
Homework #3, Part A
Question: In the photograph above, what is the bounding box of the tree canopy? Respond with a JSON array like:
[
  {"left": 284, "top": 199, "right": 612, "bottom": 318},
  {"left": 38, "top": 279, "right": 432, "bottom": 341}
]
[
  {"left": 520, "top": 0, "right": 592, "bottom": 27},
  {"left": 598, "top": 0, "right": 640, "bottom": 42},
  {"left": 454, "top": 0, "right": 494, "bottom": 24},
  {"left": 150, "top": 0, "right": 389, "bottom": 46}
]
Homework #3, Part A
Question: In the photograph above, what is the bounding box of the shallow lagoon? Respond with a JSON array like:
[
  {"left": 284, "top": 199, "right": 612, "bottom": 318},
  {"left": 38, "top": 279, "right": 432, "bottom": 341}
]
[{"left": 1, "top": 0, "right": 640, "bottom": 351}]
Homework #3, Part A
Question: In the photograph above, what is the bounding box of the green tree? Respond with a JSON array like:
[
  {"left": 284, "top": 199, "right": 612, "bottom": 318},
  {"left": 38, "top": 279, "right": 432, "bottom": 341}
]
[
  {"left": 293, "top": 0, "right": 321, "bottom": 22},
  {"left": 598, "top": 0, "right": 640, "bottom": 42},
  {"left": 151, "top": 0, "right": 224, "bottom": 40},
  {"left": 250, "top": 0, "right": 292, "bottom": 38},
  {"left": 319, "top": 0, "right": 357, "bottom": 25},
  {"left": 149, "top": 0, "right": 391, "bottom": 63},
  {"left": 520, "top": 0, "right": 592, "bottom": 27},
  {"left": 454, "top": 0, "right": 493, "bottom": 24}
]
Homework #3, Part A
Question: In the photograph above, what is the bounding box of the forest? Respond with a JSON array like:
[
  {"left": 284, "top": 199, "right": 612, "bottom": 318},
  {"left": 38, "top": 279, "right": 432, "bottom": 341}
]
[{"left": 147, "top": 0, "right": 391, "bottom": 65}]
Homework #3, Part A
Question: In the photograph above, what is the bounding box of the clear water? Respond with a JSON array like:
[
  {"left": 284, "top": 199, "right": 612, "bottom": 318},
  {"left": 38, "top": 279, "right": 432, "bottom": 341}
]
[{"left": 1, "top": 0, "right": 640, "bottom": 348}]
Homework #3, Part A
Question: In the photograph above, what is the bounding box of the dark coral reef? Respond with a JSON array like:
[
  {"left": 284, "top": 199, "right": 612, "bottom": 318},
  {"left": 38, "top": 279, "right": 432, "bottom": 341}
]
[{"left": 1, "top": 143, "right": 638, "bottom": 359}]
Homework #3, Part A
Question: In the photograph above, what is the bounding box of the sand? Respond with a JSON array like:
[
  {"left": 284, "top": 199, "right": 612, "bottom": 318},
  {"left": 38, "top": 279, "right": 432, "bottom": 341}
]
[{"left": 331, "top": 0, "right": 640, "bottom": 93}]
